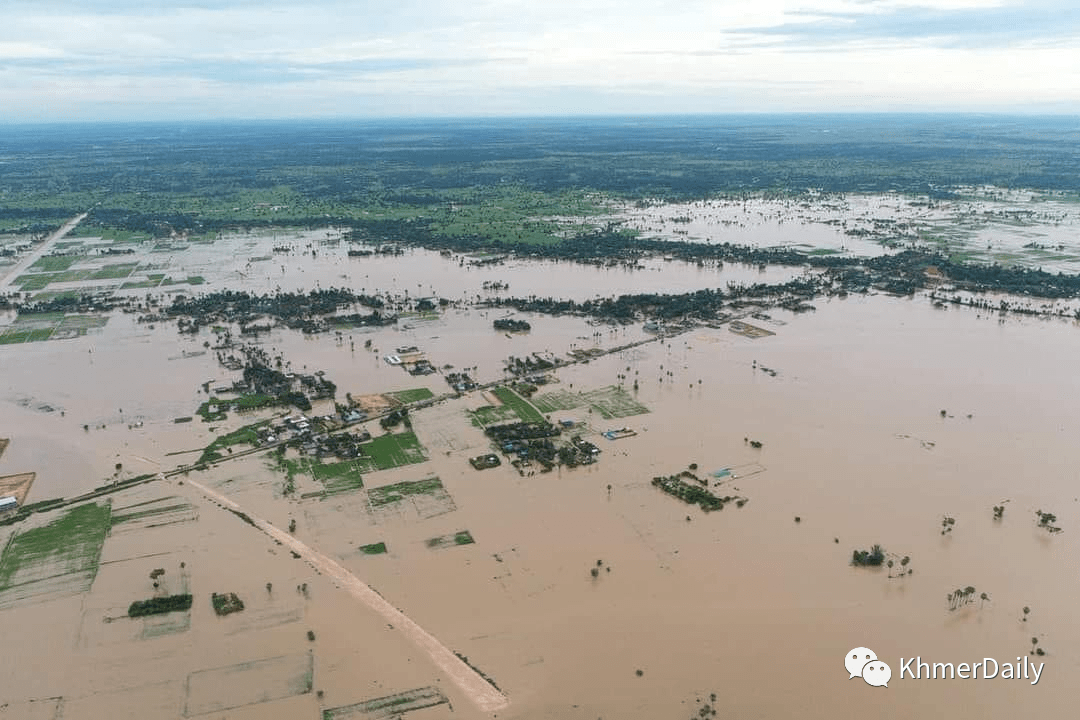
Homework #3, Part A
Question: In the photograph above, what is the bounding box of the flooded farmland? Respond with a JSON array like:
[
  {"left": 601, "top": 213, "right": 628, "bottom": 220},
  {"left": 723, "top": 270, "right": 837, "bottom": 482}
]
[{"left": 2, "top": 204, "right": 1080, "bottom": 720}]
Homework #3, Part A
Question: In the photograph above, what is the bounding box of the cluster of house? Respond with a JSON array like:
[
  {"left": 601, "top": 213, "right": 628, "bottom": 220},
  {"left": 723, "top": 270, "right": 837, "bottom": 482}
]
[
  {"left": 274, "top": 414, "right": 373, "bottom": 459},
  {"left": 445, "top": 372, "right": 478, "bottom": 393},
  {"left": 384, "top": 346, "right": 436, "bottom": 376},
  {"left": 469, "top": 454, "right": 501, "bottom": 470},
  {"left": 570, "top": 436, "right": 602, "bottom": 459}
]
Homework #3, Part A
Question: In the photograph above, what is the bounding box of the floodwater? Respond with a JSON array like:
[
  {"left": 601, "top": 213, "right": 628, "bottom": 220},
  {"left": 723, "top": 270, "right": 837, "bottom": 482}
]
[
  {"left": 606, "top": 191, "right": 1080, "bottom": 271},
  {"left": 2, "top": 227, "right": 1080, "bottom": 719}
]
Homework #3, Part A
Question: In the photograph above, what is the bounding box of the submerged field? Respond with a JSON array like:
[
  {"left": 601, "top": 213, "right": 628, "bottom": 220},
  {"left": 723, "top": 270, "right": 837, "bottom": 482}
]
[
  {"left": 3, "top": 287, "right": 1080, "bottom": 719},
  {"left": 0, "top": 502, "right": 111, "bottom": 609},
  {"left": 3, "top": 117, "right": 1080, "bottom": 720}
]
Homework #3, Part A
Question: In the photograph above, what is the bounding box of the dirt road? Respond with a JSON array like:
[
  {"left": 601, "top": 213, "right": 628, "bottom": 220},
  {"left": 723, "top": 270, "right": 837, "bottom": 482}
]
[
  {"left": 181, "top": 475, "right": 510, "bottom": 714},
  {"left": 0, "top": 212, "right": 89, "bottom": 288}
]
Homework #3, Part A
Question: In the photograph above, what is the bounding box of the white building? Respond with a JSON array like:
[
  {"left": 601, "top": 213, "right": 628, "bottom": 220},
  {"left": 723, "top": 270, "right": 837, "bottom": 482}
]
[{"left": 0, "top": 496, "right": 18, "bottom": 512}]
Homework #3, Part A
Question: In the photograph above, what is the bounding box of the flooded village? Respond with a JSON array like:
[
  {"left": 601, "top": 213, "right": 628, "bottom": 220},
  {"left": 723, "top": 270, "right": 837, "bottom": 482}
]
[{"left": 4, "top": 123, "right": 1080, "bottom": 720}]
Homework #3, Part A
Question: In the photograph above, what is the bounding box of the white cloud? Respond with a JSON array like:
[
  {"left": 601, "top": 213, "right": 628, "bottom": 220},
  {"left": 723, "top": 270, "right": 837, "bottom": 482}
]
[
  {"left": 0, "top": 0, "right": 1076, "bottom": 119},
  {"left": 0, "top": 41, "right": 66, "bottom": 59}
]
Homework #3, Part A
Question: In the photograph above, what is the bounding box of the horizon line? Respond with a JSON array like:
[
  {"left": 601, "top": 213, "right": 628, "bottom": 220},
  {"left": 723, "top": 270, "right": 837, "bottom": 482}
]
[{"left": 2, "top": 111, "right": 1080, "bottom": 127}]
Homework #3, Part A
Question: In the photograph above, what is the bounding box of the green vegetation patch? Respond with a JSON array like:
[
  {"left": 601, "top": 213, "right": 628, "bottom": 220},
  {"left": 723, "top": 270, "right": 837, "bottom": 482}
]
[
  {"left": 111, "top": 496, "right": 198, "bottom": 531},
  {"left": 0, "top": 502, "right": 112, "bottom": 608},
  {"left": 14, "top": 268, "right": 93, "bottom": 290},
  {"left": 29, "top": 289, "right": 80, "bottom": 302},
  {"left": 57, "top": 314, "right": 107, "bottom": 331},
  {"left": 386, "top": 387, "right": 436, "bottom": 404},
  {"left": 161, "top": 275, "right": 206, "bottom": 286},
  {"left": 198, "top": 420, "right": 269, "bottom": 465},
  {"left": 89, "top": 263, "right": 138, "bottom": 280},
  {"left": 197, "top": 394, "right": 277, "bottom": 422},
  {"left": 120, "top": 278, "right": 163, "bottom": 289},
  {"left": 425, "top": 530, "right": 475, "bottom": 549},
  {"left": 367, "top": 477, "right": 444, "bottom": 507},
  {"left": 30, "top": 255, "right": 79, "bottom": 272},
  {"left": 532, "top": 385, "right": 649, "bottom": 419},
  {"left": 70, "top": 226, "right": 147, "bottom": 243},
  {"left": 0, "top": 328, "right": 45, "bottom": 344},
  {"left": 354, "top": 431, "right": 427, "bottom": 473},
  {"left": 128, "top": 593, "right": 193, "bottom": 617},
  {"left": 852, "top": 545, "right": 886, "bottom": 567},
  {"left": 0, "top": 313, "right": 107, "bottom": 344},
  {"left": 358, "top": 542, "right": 388, "bottom": 555},
  {"left": 582, "top": 385, "right": 650, "bottom": 419},
  {"left": 211, "top": 592, "right": 245, "bottom": 616},
  {"left": 272, "top": 455, "right": 305, "bottom": 496},
  {"left": 309, "top": 459, "right": 364, "bottom": 495},
  {"left": 471, "top": 386, "right": 545, "bottom": 426},
  {"left": 652, "top": 473, "right": 746, "bottom": 513},
  {"left": 196, "top": 399, "right": 228, "bottom": 422},
  {"left": 530, "top": 389, "right": 585, "bottom": 413},
  {"left": 12, "top": 274, "right": 55, "bottom": 291},
  {"left": 491, "top": 386, "right": 544, "bottom": 421}
]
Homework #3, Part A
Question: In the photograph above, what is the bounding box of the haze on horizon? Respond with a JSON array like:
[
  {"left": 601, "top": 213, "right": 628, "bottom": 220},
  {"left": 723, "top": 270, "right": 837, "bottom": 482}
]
[{"left": 1, "top": 0, "right": 1079, "bottom": 123}]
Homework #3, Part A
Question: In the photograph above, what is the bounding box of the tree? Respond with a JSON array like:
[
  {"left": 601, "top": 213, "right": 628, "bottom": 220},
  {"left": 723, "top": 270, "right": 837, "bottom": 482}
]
[{"left": 852, "top": 544, "right": 885, "bottom": 567}]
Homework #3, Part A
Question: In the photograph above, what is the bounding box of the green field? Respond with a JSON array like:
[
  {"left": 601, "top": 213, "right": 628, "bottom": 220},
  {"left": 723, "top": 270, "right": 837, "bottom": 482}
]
[
  {"left": 70, "top": 226, "right": 148, "bottom": 243},
  {"left": 269, "top": 432, "right": 427, "bottom": 488},
  {"left": 358, "top": 542, "right": 388, "bottom": 555},
  {"left": 89, "top": 262, "right": 138, "bottom": 280},
  {"left": 0, "top": 327, "right": 52, "bottom": 344},
  {"left": 198, "top": 393, "right": 277, "bottom": 422},
  {"left": 354, "top": 432, "right": 427, "bottom": 473},
  {"left": 531, "top": 390, "right": 583, "bottom": 413},
  {"left": 120, "top": 274, "right": 165, "bottom": 289},
  {"left": 386, "top": 388, "right": 436, "bottom": 404},
  {"left": 10, "top": 264, "right": 145, "bottom": 291},
  {"left": 532, "top": 385, "right": 649, "bottom": 419},
  {"left": 0, "top": 312, "right": 108, "bottom": 345},
  {"left": 0, "top": 502, "right": 112, "bottom": 608},
  {"left": 425, "top": 530, "right": 475, "bottom": 550},
  {"left": 198, "top": 421, "right": 270, "bottom": 464},
  {"left": 29, "top": 255, "right": 79, "bottom": 272},
  {"left": 111, "top": 496, "right": 198, "bottom": 530},
  {"left": 309, "top": 460, "right": 364, "bottom": 495},
  {"left": 367, "top": 477, "right": 444, "bottom": 507},
  {"left": 471, "top": 386, "right": 545, "bottom": 426},
  {"left": 161, "top": 275, "right": 206, "bottom": 286}
]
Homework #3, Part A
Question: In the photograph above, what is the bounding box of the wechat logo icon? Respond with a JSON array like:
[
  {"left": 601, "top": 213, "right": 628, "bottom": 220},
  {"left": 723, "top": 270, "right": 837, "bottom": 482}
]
[{"left": 846, "top": 647, "right": 891, "bottom": 687}]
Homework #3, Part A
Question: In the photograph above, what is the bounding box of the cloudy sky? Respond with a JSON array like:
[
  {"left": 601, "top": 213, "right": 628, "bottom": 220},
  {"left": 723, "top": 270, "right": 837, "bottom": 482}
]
[{"left": 1, "top": 0, "right": 1078, "bottom": 121}]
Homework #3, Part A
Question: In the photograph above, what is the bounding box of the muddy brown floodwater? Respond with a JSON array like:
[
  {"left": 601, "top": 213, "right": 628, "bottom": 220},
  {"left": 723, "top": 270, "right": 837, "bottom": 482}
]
[{"left": 1, "top": 229, "right": 1079, "bottom": 719}]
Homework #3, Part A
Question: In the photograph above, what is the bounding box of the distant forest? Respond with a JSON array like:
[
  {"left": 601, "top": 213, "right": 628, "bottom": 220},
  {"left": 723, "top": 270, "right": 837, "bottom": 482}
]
[{"left": 3, "top": 115, "right": 1080, "bottom": 206}]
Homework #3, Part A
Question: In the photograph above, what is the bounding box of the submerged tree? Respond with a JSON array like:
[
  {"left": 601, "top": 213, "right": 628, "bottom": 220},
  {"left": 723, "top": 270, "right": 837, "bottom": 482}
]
[
  {"left": 1035, "top": 510, "right": 1062, "bottom": 533},
  {"left": 852, "top": 544, "right": 886, "bottom": 567},
  {"left": 948, "top": 586, "right": 979, "bottom": 611}
]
